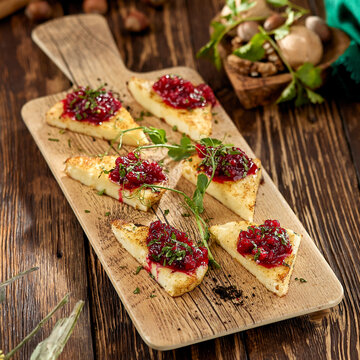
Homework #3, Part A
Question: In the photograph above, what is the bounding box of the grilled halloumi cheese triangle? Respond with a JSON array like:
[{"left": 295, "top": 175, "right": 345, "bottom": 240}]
[
  {"left": 65, "top": 155, "right": 167, "bottom": 212},
  {"left": 112, "top": 220, "right": 208, "bottom": 297},
  {"left": 182, "top": 155, "right": 262, "bottom": 222},
  {"left": 46, "top": 101, "right": 148, "bottom": 146},
  {"left": 210, "top": 221, "right": 301, "bottom": 297},
  {"left": 128, "top": 77, "right": 212, "bottom": 141}
]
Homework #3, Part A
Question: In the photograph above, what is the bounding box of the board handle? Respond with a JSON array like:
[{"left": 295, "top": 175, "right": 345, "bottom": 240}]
[{"left": 32, "top": 14, "right": 132, "bottom": 86}]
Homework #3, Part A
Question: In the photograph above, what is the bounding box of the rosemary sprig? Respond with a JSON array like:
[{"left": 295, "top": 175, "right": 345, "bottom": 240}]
[
  {"left": 29, "top": 300, "right": 85, "bottom": 360},
  {"left": 4, "top": 294, "right": 70, "bottom": 360}
]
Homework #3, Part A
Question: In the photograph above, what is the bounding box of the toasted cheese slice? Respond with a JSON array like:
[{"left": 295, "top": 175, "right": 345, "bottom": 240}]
[
  {"left": 46, "top": 101, "right": 148, "bottom": 146},
  {"left": 182, "top": 155, "right": 262, "bottom": 221},
  {"left": 65, "top": 156, "right": 166, "bottom": 211},
  {"left": 128, "top": 77, "right": 212, "bottom": 141},
  {"left": 112, "top": 220, "right": 208, "bottom": 296},
  {"left": 210, "top": 221, "right": 301, "bottom": 296}
]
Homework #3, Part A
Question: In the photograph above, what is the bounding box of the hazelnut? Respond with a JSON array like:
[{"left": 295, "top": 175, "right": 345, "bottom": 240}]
[
  {"left": 305, "top": 16, "right": 331, "bottom": 42},
  {"left": 277, "top": 25, "right": 323, "bottom": 68},
  {"left": 124, "top": 9, "right": 150, "bottom": 32},
  {"left": 237, "top": 21, "right": 259, "bottom": 42},
  {"left": 83, "top": 0, "right": 108, "bottom": 14},
  {"left": 263, "top": 13, "right": 286, "bottom": 31},
  {"left": 25, "top": 1, "right": 52, "bottom": 21}
]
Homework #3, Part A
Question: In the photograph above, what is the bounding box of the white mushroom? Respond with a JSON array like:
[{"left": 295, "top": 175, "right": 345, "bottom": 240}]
[{"left": 277, "top": 25, "right": 323, "bottom": 69}]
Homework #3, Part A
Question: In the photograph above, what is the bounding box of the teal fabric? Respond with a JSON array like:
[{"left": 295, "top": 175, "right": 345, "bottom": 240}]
[{"left": 325, "top": 0, "right": 360, "bottom": 84}]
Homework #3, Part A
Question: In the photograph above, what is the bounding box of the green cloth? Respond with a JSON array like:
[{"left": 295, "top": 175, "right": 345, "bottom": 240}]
[{"left": 325, "top": 0, "right": 360, "bottom": 89}]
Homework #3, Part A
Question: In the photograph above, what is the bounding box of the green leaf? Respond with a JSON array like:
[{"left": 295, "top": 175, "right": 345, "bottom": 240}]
[
  {"left": 294, "top": 84, "right": 308, "bottom": 107},
  {"left": 199, "top": 138, "right": 223, "bottom": 148},
  {"left": 273, "top": 25, "right": 289, "bottom": 40},
  {"left": 196, "top": 21, "right": 227, "bottom": 70},
  {"left": 30, "top": 300, "right": 84, "bottom": 360},
  {"left": 143, "top": 127, "right": 167, "bottom": 144},
  {"left": 276, "top": 79, "right": 296, "bottom": 103},
  {"left": 236, "top": 0, "right": 256, "bottom": 12},
  {"left": 226, "top": 0, "right": 237, "bottom": 14},
  {"left": 167, "top": 135, "right": 194, "bottom": 161},
  {"left": 305, "top": 88, "right": 324, "bottom": 104},
  {"left": 192, "top": 173, "right": 209, "bottom": 214},
  {"left": 266, "top": 0, "right": 288, "bottom": 7},
  {"left": 295, "top": 63, "right": 322, "bottom": 89},
  {"left": 233, "top": 33, "right": 266, "bottom": 62}
]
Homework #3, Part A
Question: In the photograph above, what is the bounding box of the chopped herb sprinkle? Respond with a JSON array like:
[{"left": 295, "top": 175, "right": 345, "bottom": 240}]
[{"left": 133, "top": 287, "right": 140, "bottom": 294}]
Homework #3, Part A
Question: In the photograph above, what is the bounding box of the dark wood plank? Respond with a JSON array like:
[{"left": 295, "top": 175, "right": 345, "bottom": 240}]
[{"left": 0, "top": 9, "right": 94, "bottom": 360}]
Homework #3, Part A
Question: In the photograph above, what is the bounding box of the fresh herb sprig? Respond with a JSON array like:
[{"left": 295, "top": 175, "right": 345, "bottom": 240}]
[{"left": 233, "top": 26, "right": 323, "bottom": 106}]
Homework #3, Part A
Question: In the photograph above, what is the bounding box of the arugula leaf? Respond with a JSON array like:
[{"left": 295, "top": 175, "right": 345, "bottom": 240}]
[
  {"left": 233, "top": 32, "right": 267, "bottom": 62},
  {"left": 143, "top": 127, "right": 167, "bottom": 144},
  {"left": 305, "top": 88, "right": 324, "bottom": 104},
  {"left": 295, "top": 63, "right": 322, "bottom": 89},
  {"left": 277, "top": 79, "right": 296, "bottom": 103}
]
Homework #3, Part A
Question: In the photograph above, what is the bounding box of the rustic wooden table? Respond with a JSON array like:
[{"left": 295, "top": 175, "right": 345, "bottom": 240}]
[{"left": 1, "top": 0, "right": 359, "bottom": 359}]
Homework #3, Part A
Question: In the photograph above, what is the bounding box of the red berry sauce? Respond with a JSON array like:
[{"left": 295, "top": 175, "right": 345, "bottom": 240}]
[
  {"left": 152, "top": 74, "right": 216, "bottom": 110},
  {"left": 109, "top": 152, "right": 167, "bottom": 201},
  {"left": 62, "top": 86, "right": 121, "bottom": 125},
  {"left": 196, "top": 144, "right": 258, "bottom": 183},
  {"left": 237, "top": 220, "right": 292, "bottom": 268},
  {"left": 146, "top": 220, "right": 208, "bottom": 273}
]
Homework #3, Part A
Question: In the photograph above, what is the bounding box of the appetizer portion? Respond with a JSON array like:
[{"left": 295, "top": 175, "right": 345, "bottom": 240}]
[
  {"left": 65, "top": 152, "right": 167, "bottom": 211},
  {"left": 128, "top": 75, "right": 216, "bottom": 140},
  {"left": 182, "top": 143, "right": 261, "bottom": 221},
  {"left": 112, "top": 220, "right": 209, "bottom": 296},
  {"left": 46, "top": 86, "right": 148, "bottom": 146},
  {"left": 210, "top": 220, "right": 301, "bottom": 296}
]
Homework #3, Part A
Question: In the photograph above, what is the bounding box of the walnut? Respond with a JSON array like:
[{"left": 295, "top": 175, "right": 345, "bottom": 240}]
[{"left": 227, "top": 54, "right": 278, "bottom": 77}]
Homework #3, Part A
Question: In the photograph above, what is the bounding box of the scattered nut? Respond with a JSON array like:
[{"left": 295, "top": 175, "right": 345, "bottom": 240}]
[
  {"left": 83, "top": 0, "right": 108, "bottom": 14},
  {"left": 263, "top": 13, "right": 286, "bottom": 31},
  {"left": 305, "top": 16, "right": 331, "bottom": 42},
  {"left": 277, "top": 25, "right": 323, "bottom": 68},
  {"left": 227, "top": 54, "right": 278, "bottom": 77},
  {"left": 237, "top": 21, "right": 259, "bottom": 42},
  {"left": 231, "top": 36, "right": 243, "bottom": 51},
  {"left": 124, "top": 9, "right": 150, "bottom": 32},
  {"left": 25, "top": 1, "right": 52, "bottom": 21}
]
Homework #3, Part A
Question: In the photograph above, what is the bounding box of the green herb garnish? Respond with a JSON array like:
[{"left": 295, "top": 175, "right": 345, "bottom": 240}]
[
  {"left": 84, "top": 210, "right": 90, "bottom": 213},
  {"left": 133, "top": 287, "right": 140, "bottom": 294},
  {"left": 135, "top": 266, "right": 143, "bottom": 275},
  {"left": 97, "top": 189, "right": 105, "bottom": 196},
  {"left": 48, "top": 138, "right": 59, "bottom": 142}
]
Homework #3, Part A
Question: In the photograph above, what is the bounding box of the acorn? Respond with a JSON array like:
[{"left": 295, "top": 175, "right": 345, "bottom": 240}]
[
  {"left": 305, "top": 16, "right": 331, "bottom": 42},
  {"left": 263, "top": 13, "right": 286, "bottom": 31},
  {"left": 25, "top": 1, "right": 52, "bottom": 21}
]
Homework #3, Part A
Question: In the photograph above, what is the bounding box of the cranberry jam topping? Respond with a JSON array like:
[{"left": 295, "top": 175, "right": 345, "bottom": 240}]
[
  {"left": 195, "top": 144, "right": 258, "bottom": 183},
  {"left": 237, "top": 220, "right": 292, "bottom": 268},
  {"left": 62, "top": 86, "right": 121, "bottom": 125},
  {"left": 152, "top": 74, "right": 216, "bottom": 110},
  {"left": 146, "top": 220, "right": 208, "bottom": 272},
  {"left": 109, "top": 152, "right": 167, "bottom": 191}
]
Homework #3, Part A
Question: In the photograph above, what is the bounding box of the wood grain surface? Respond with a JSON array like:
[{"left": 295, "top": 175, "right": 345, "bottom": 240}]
[
  {"left": 1, "top": 0, "right": 359, "bottom": 359},
  {"left": 22, "top": 12, "right": 343, "bottom": 350}
]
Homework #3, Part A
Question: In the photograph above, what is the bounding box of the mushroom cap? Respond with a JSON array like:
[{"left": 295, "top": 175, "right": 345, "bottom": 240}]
[{"left": 277, "top": 25, "right": 323, "bottom": 69}]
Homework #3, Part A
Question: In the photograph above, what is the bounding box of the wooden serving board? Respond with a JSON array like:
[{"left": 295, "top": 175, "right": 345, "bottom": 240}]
[{"left": 22, "top": 14, "right": 343, "bottom": 350}]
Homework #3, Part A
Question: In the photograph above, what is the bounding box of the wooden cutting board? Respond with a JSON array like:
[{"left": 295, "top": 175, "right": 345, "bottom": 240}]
[{"left": 21, "top": 14, "right": 343, "bottom": 350}]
